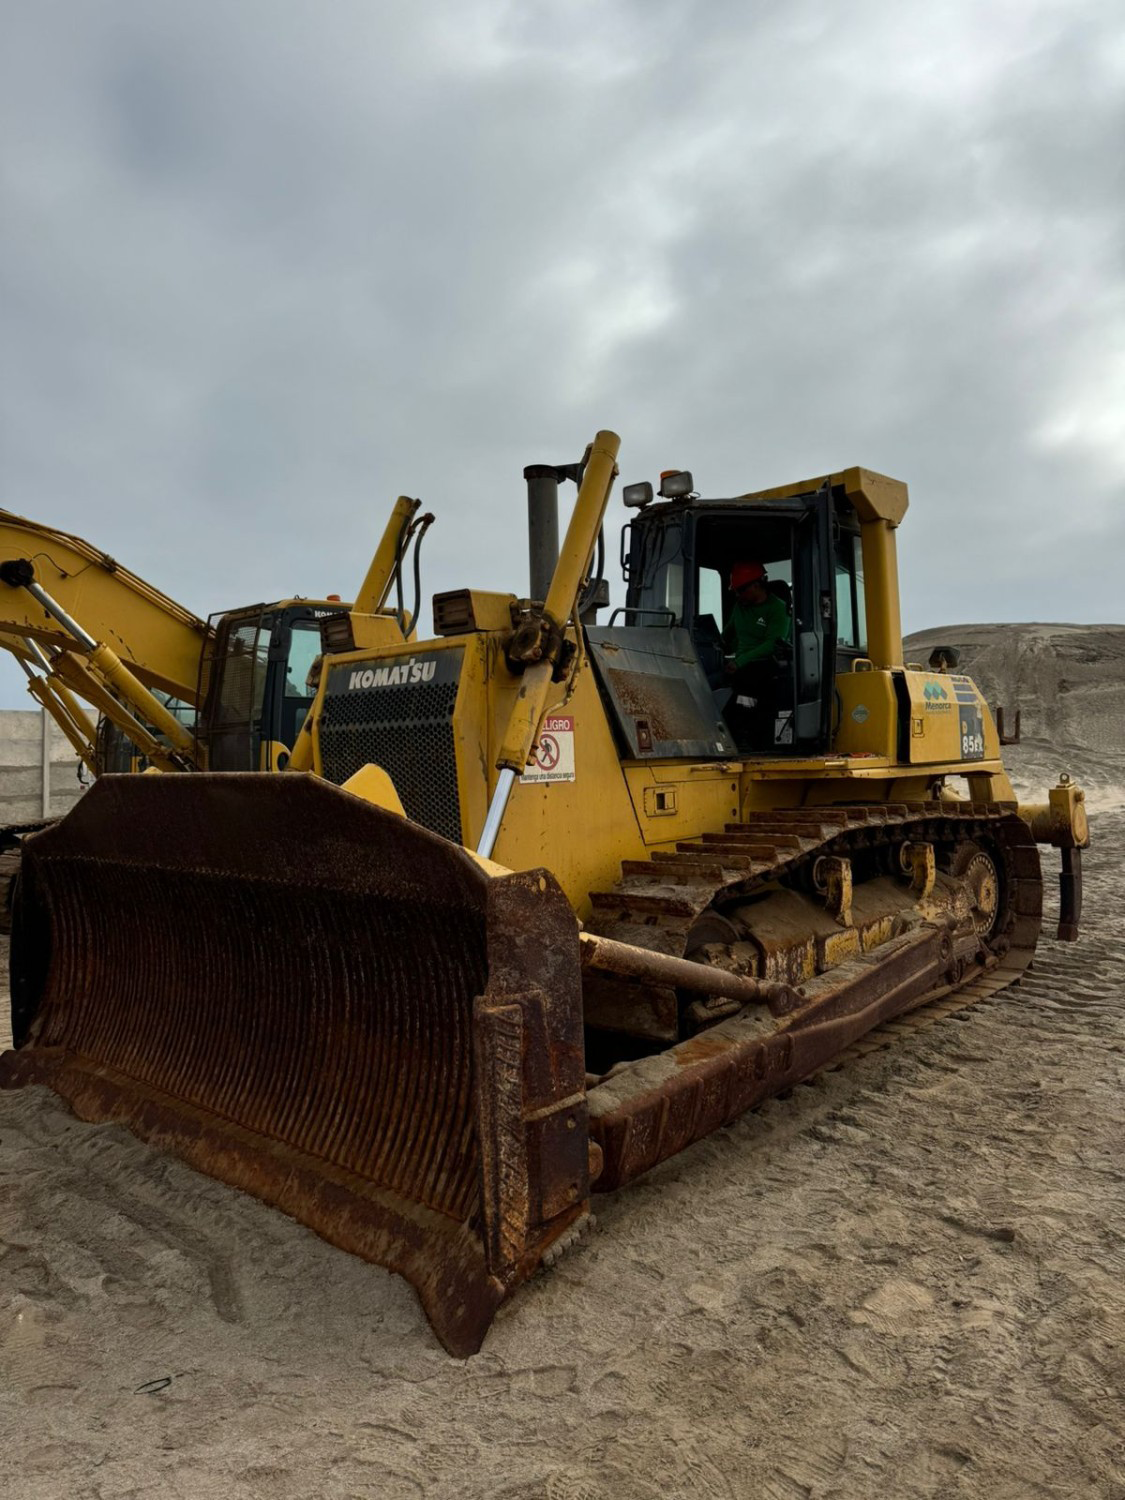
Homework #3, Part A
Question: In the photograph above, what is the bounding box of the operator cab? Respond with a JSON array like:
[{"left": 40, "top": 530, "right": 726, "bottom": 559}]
[
  {"left": 608, "top": 470, "right": 866, "bottom": 758},
  {"left": 202, "top": 600, "right": 348, "bottom": 771},
  {"left": 95, "top": 694, "right": 196, "bottom": 775}
]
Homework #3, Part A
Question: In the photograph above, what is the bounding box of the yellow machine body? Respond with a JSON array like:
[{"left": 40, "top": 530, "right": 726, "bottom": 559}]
[
  {"left": 293, "top": 460, "right": 1024, "bottom": 918},
  {"left": 296, "top": 627, "right": 1020, "bottom": 920}
]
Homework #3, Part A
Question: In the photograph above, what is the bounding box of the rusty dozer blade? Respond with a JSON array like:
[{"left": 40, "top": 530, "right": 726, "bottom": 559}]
[{"left": 0, "top": 775, "right": 591, "bottom": 1357}]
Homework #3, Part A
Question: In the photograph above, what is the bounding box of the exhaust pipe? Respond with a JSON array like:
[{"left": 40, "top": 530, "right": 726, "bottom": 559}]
[{"left": 524, "top": 464, "right": 561, "bottom": 603}]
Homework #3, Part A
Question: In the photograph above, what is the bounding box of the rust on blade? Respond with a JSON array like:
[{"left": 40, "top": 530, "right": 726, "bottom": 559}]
[{"left": 0, "top": 774, "right": 589, "bottom": 1357}]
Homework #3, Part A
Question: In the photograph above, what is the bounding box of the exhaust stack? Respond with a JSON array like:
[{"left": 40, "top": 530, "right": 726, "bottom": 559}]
[{"left": 524, "top": 464, "right": 561, "bottom": 603}]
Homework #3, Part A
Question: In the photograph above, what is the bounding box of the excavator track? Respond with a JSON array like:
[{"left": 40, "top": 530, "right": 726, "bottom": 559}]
[{"left": 583, "top": 801, "right": 1041, "bottom": 1190}]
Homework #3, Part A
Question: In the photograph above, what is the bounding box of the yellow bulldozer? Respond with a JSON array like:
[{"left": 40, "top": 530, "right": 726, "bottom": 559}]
[{"left": 0, "top": 431, "right": 1088, "bottom": 1356}]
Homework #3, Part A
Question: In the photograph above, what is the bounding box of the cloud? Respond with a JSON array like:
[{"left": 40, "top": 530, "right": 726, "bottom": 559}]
[{"left": 0, "top": 0, "right": 1121, "bottom": 715}]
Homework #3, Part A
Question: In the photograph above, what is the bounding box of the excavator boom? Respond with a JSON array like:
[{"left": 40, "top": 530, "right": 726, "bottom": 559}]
[{"left": 0, "top": 510, "right": 208, "bottom": 701}]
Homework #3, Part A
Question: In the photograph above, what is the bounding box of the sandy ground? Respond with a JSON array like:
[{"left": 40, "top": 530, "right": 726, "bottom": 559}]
[{"left": 1, "top": 625, "right": 1123, "bottom": 1499}]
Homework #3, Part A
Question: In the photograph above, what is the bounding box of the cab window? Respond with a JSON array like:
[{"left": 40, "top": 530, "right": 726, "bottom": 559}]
[
  {"left": 697, "top": 565, "right": 724, "bottom": 628},
  {"left": 629, "top": 520, "right": 685, "bottom": 624},
  {"left": 217, "top": 619, "right": 270, "bottom": 724},
  {"left": 285, "top": 622, "right": 322, "bottom": 698},
  {"left": 834, "top": 533, "right": 866, "bottom": 651}
]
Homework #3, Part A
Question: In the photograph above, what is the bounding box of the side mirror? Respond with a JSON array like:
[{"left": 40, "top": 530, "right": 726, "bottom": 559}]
[{"left": 928, "top": 645, "right": 959, "bottom": 672}]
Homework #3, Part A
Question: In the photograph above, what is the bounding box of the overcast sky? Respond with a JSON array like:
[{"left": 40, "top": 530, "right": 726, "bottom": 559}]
[{"left": 1, "top": 0, "right": 1122, "bottom": 710}]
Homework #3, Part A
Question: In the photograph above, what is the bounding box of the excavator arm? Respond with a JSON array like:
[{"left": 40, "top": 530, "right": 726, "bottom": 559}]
[
  {"left": 0, "top": 511, "right": 208, "bottom": 698},
  {"left": 0, "top": 509, "right": 211, "bottom": 768},
  {"left": 0, "top": 497, "right": 425, "bottom": 778},
  {"left": 0, "top": 630, "right": 99, "bottom": 773}
]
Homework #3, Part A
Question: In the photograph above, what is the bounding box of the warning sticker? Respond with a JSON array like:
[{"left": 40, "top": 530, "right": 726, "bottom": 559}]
[{"left": 520, "top": 715, "right": 576, "bottom": 784}]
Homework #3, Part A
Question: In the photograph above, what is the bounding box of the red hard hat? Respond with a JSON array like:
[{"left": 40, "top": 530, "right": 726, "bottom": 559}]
[{"left": 730, "top": 561, "right": 766, "bottom": 591}]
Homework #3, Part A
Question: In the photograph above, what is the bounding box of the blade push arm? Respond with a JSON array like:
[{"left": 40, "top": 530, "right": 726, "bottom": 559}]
[{"left": 478, "top": 428, "right": 620, "bottom": 857}]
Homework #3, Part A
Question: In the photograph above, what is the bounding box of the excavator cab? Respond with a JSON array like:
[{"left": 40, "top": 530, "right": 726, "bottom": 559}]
[
  {"left": 200, "top": 601, "right": 346, "bottom": 771},
  {"left": 95, "top": 695, "right": 196, "bottom": 774},
  {"left": 95, "top": 715, "right": 142, "bottom": 775}
]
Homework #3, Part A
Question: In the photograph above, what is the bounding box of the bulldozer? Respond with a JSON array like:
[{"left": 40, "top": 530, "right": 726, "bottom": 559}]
[{"left": 0, "top": 430, "right": 1089, "bottom": 1356}]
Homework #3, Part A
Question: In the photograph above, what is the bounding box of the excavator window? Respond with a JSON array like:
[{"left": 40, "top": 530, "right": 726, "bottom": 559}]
[
  {"left": 202, "top": 607, "right": 341, "bottom": 771},
  {"left": 95, "top": 717, "right": 135, "bottom": 775},
  {"left": 203, "top": 614, "right": 270, "bottom": 770},
  {"left": 284, "top": 622, "right": 322, "bottom": 698},
  {"left": 94, "top": 695, "right": 196, "bottom": 775}
]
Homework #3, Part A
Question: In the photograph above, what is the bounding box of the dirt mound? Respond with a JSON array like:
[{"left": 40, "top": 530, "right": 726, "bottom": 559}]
[{"left": 905, "top": 622, "right": 1125, "bottom": 811}]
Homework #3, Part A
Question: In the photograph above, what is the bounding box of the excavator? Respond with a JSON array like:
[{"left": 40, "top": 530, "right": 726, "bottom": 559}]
[
  {"left": 0, "top": 501, "right": 434, "bottom": 913},
  {"left": 0, "top": 501, "right": 434, "bottom": 776},
  {"left": 0, "top": 431, "right": 1089, "bottom": 1357}
]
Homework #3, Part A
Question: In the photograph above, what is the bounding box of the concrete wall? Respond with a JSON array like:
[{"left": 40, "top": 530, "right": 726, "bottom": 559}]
[{"left": 0, "top": 709, "right": 87, "bottom": 823}]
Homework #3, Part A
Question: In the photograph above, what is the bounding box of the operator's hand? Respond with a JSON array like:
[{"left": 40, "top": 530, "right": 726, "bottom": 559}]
[{"left": 723, "top": 659, "right": 736, "bottom": 677}]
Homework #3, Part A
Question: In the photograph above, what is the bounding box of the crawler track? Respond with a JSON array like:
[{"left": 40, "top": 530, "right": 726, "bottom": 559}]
[
  {"left": 584, "top": 802, "right": 1042, "bottom": 1190},
  {"left": 589, "top": 800, "right": 1041, "bottom": 980}
]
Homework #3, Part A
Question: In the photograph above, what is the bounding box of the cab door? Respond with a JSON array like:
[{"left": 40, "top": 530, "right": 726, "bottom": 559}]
[
  {"left": 791, "top": 488, "right": 836, "bottom": 752},
  {"left": 203, "top": 606, "right": 340, "bottom": 771},
  {"left": 263, "top": 612, "right": 325, "bottom": 770},
  {"left": 684, "top": 492, "right": 835, "bottom": 755},
  {"left": 201, "top": 609, "right": 269, "bottom": 770}
]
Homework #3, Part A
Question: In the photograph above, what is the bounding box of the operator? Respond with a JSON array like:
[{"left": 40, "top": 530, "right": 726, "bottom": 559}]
[{"left": 722, "top": 561, "right": 790, "bottom": 747}]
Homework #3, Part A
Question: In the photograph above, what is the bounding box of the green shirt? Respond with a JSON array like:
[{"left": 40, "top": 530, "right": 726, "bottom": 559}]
[{"left": 722, "top": 592, "right": 790, "bottom": 668}]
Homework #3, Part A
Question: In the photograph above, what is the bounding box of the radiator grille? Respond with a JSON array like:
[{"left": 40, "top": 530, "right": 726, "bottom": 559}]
[{"left": 320, "top": 655, "right": 463, "bottom": 844}]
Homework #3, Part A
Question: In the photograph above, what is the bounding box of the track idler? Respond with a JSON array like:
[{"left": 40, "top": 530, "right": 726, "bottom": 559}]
[{"left": 0, "top": 774, "right": 591, "bottom": 1357}]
